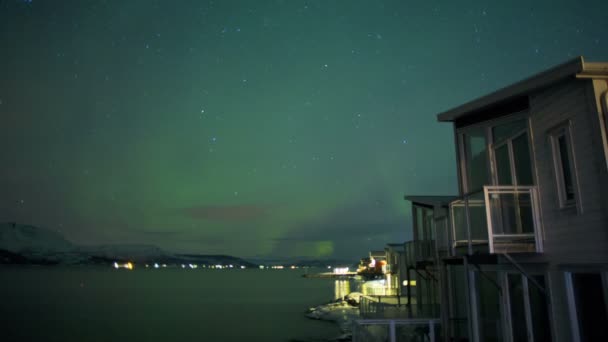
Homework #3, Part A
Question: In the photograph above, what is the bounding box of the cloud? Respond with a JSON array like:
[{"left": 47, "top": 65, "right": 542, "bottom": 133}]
[{"left": 182, "top": 204, "right": 269, "bottom": 222}]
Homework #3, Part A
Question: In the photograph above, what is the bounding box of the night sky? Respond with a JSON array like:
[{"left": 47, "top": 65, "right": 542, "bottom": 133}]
[{"left": 1, "top": 0, "right": 607, "bottom": 260}]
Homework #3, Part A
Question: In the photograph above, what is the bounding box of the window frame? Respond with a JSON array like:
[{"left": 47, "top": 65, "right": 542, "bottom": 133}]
[
  {"left": 456, "top": 112, "right": 534, "bottom": 194},
  {"left": 548, "top": 121, "right": 581, "bottom": 212},
  {"left": 501, "top": 271, "right": 553, "bottom": 342}
]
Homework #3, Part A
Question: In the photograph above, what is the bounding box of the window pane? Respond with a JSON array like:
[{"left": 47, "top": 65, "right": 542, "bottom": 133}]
[
  {"left": 572, "top": 273, "right": 608, "bottom": 342},
  {"left": 557, "top": 134, "right": 575, "bottom": 201},
  {"left": 463, "top": 128, "right": 489, "bottom": 192},
  {"left": 529, "top": 276, "right": 552, "bottom": 342},
  {"left": 518, "top": 193, "right": 534, "bottom": 234},
  {"left": 493, "top": 119, "right": 527, "bottom": 145},
  {"left": 508, "top": 274, "right": 528, "bottom": 342},
  {"left": 489, "top": 193, "right": 516, "bottom": 234},
  {"left": 478, "top": 272, "right": 502, "bottom": 342},
  {"left": 448, "top": 265, "right": 468, "bottom": 341},
  {"left": 452, "top": 203, "right": 467, "bottom": 243},
  {"left": 512, "top": 133, "right": 534, "bottom": 185},
  {"left": 469, "top": 193, "right": 488, "bottom": 241},
  {"left": 495, "top": 144, "right": 512, "bottom": 185}
]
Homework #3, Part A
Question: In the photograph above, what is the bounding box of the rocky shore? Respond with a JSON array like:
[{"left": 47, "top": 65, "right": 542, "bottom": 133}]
[{"left": 302, "top": 292, "right": 362, "bottom": 341}]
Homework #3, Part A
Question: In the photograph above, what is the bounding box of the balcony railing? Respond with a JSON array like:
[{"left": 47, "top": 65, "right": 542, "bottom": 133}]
[
  {"left": 353, "top": 318, "right": 441, "bottom": 342},
  {"left": 449, "top": 186, "right": 542, "bottom": 254},
  {"left": 484, "top": 185, "right": 543, "bottom": 253},
  {"left": 404, "top": 240, "right": 436, "bottom": 267}
]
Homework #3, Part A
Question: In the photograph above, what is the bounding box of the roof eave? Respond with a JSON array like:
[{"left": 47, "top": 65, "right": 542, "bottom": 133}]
[{"left": 436, "top": 56, "right": 585, "bottom": 123}]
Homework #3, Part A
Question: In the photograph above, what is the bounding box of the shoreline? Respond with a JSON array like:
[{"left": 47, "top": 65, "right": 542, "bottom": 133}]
[{"left": 303, "top": 292, "right": 362, "bottom": 341}]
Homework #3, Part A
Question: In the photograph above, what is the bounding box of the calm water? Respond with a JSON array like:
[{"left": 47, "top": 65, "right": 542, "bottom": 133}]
[{"left": 0, "top": 267, "right": 343, "bottom": 342}]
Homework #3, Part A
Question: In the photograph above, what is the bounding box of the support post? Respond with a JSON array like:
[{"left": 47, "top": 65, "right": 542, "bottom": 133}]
[{"left": 389, "top": 320, "right": 396, "bottom": 342}]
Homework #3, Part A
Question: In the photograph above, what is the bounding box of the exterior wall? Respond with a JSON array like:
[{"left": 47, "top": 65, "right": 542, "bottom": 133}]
[
  {"left": 528, "top": 78, "right": 608, "bottom": 264},
  {"left": 589, "top": 79, "right": 608, "bottom": 225},
  {"left": 547, "top": 267, "right": 573, "bottom": 342}
]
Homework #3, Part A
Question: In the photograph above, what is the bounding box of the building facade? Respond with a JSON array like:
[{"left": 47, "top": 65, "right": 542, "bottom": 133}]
[{"left": 419, "top": 56, "right": 608, "bottom": 342}]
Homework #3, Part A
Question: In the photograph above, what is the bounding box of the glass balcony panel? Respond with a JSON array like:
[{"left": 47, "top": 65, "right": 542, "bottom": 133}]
[
  {"left": 450, "top": 194, "right": 488, "bottom": 252},
  {"left": 519, "top": 194, "right": 534, "bottom": 234},
  {"left": 489, "top": 193, "right": 516, "bottom": 234},
  {"left": 451, "top": 186, "right": 540, "bottom": 254},
  {"left": 485, "top": 186, "right": 541, "bottom": 253},
  {"left": 488, "top": 192, "right": 534, "bottom": 235},
  {"left": 468, "top": 193, "right": 488, "bottom": 242},
  {"left": 451, "top": 201, "right": 467, "bottom": 244}
]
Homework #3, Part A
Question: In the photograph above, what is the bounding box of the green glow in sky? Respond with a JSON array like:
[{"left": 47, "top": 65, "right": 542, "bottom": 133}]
[{"left": 1, "top": 0, "right": 607, "bottom": 259}]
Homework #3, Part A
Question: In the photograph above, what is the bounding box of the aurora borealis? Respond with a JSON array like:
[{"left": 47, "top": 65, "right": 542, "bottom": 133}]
[{"left": 1, "top": 0, "right": 607, "bottom": 259}]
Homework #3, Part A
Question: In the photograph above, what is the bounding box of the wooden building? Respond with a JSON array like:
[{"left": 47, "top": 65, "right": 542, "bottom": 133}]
[{"left": 404, "top": 56, "right": 608, "bottom": 342}]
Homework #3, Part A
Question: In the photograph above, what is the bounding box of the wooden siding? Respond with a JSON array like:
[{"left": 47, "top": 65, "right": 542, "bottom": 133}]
[
  {"left": 590, "top": 79, "right": 608, "bottom": 220},
  {"left": 528, "top": 78, "right": 608, "bottom": 264}
]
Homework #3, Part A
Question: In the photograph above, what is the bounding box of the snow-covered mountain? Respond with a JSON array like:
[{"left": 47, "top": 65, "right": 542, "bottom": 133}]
[
  {"left": 0, "top": 223, "right": 170, "bottom": 264},
  {"left": 78, "top": 244, "right": 166, "bottom": 262},
  {"left": 0, "top": 222, "right": 255, "bottom": 267},
  {"left": 0, "top": 222, "right": 74, "bottom": 254}
]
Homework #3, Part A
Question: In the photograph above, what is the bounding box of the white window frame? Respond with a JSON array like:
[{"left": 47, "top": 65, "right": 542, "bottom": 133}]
[
  {"left": 501, "top": 271, "right": 552, "bottom": 342},
  {"left": 548, "top": 122, "right": 581, "bottom": 212}
]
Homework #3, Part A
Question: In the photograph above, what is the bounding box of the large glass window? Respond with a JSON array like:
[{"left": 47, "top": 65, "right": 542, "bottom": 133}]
[
  {"left": 529, "top": 275, "right": 551, "bottom": 342},
  {"left": 462, "top": 128, "right": 490, "bottom": 192},
  {"left": 507, "top": 274, "right": 552, "bottom": 342},
  {"left": 508, "top": 274, "right": 528, "bottom": 341},
  {"left": 492, "top": 119, "right": 533, "bottom": 186},
  {"left": 477, "top": 272, "right": 502, "bottom": 342},
  {"left": 512, "top": 133, "right": 534, "bottom": 186},
  {"left": 494, "top": 144, "right": 512, "bottom": 185},
  {"left": 448, "top": 265, "right": 468, "bottom": 341}
]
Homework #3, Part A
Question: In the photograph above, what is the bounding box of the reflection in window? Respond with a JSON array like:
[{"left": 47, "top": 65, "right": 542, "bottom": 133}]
[
  {"left": 462, "top": 128, "right": 489, "bottom": 192},
  {"left": 493, "top": 119, "right": 526, "bottom": 145}
]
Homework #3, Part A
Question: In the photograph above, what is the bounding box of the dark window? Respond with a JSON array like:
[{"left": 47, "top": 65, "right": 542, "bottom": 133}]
[
  {"left": 550, "top": 125, "right": 577, "bottom": 208},
  {"left": 557, "top": 134, "right": 575, "bottom": 200},
  {"left": 572, "top": 273, "right": 608, "bottom": 342},
  {"left": 529, "top": 276, "right": 552, "bottom": 342}
]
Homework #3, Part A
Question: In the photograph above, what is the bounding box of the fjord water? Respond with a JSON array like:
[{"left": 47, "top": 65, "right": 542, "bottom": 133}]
[{"left": 0, "top": 267, "right": 341, "bottom": 342}]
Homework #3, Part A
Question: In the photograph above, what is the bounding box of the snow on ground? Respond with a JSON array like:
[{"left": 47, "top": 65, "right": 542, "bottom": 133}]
[{"left": 306, "top": 292, "right": 362, "bottom": 334}]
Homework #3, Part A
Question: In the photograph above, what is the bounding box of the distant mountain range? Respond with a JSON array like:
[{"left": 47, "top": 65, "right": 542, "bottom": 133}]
[{"left": 0, "top": 222, "right": 256, "bottom": 267}]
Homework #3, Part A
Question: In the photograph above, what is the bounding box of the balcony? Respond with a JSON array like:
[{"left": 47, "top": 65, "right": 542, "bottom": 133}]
[
  {"left": 353, "top": 318, "right": 441, "bottom": 342},
  {"left": 404, "top": 240, "right": 436, "bottom": 268},
  {"left": 449, "top": 186, "right": 543, "bottom": 254}
]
